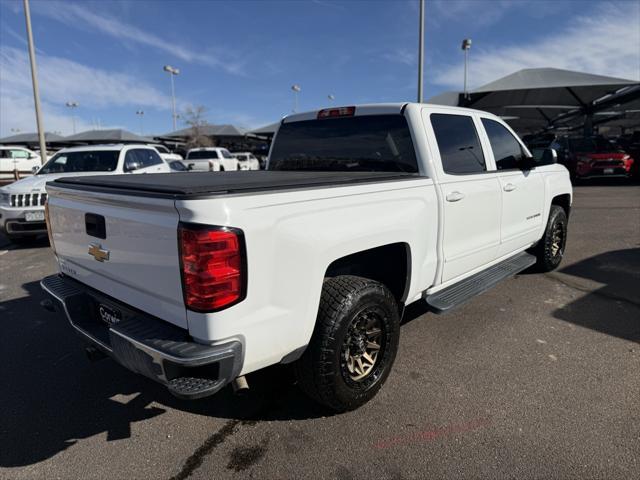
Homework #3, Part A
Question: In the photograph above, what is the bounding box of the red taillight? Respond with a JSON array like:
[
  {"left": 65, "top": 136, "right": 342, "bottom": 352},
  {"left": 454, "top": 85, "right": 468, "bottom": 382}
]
[
  {"left": 179, "top": 224, "right": 246, "bottom": 312},
  {"left": 317, "top": 106, "right": 356, "bottom": 119}
]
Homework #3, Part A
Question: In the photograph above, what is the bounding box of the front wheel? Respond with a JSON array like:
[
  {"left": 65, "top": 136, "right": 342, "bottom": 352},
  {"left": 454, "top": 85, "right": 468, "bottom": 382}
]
[
  {"left": 530, "top": 205, "right": 568, "bottom": 272},
  {"left": 294, "top": 275, "right": 400, "bottom": 412}
]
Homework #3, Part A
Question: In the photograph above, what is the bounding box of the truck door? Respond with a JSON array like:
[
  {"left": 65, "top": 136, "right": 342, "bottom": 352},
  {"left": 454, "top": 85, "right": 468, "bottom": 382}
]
[
  {"left": 426, "top": 112, "right": 501, "bottom": 283},
  {"left": 479, "top": 118, "right": 545, "bottom": 257}
]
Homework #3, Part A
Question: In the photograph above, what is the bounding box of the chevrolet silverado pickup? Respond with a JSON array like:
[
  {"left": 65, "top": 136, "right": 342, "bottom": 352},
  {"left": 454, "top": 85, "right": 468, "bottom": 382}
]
[{"left": 40, "top": 104, "right": 572, "bottom": 411}]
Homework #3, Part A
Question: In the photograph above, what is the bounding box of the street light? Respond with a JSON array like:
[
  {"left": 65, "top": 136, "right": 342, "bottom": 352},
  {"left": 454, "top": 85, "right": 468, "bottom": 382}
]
[
  {"left": 327, "top": 94, "right": 335, "bottom": 104},
  {"left": 136, "top": 110, "right": 145, "bottom": 135},
  {"left": 461, "top": 38, "right": 472, "bottom": 100},
  {"left": 66, "top": 101, "right": 79, "bottom": 134},
  {"left": 163, "top": 65, "right": 180, "bottom": 131},
  {"left": 23, "top": 0, "right": 47, "bottom": 162},
  {"left": 291, "top": 84, "right": 301, "bottom": 112}
]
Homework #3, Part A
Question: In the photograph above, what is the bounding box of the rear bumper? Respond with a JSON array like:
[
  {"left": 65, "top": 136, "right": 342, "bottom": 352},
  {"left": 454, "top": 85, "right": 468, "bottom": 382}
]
[{"left": 40, "top": 274, "right": 243, "bottom": 399}]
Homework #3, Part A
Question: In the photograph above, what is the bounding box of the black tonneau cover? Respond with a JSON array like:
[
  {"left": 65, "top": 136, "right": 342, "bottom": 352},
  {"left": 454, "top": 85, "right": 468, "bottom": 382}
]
[{"left": 50, "top": 171, "right": 421, "bottom": 198}]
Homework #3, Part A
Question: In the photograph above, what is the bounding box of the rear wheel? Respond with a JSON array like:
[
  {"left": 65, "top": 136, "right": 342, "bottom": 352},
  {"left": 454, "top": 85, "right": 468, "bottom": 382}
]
[
  {"left": 531, "top": 205, "right": 567, "bottom": 272},
  {"left": 294, "top": 275, "right": 400, "bottom": 412}
]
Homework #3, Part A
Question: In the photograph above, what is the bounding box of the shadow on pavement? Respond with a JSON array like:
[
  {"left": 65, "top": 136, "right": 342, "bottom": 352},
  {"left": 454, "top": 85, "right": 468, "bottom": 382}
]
[
  {"left": 551, "top": 248, "right": 640, "bottom": 343},
  {"left": 0, "top": 280, "right": 331, "bottom": 468},
  {"left": 0, "top": 233, "right": 49, "bottom": 250}
]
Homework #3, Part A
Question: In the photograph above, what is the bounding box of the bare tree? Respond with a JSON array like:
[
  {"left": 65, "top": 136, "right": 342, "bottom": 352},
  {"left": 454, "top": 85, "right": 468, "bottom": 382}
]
[{"left": 183, "top": 105, "right": 213, "bottom": 148}]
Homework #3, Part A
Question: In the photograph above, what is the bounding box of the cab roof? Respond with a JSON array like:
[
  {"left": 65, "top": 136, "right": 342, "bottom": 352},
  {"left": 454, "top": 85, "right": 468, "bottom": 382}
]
[
  {"left": 55, "top": 144, "right": 153, "bottom": 153},
  {"left": 282, "top": 102, "right": 500, "bottom": 123}
]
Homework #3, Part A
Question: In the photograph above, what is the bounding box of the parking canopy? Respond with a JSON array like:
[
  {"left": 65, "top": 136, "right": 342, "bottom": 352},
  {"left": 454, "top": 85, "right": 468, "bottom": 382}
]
[
  {"left": 63, "top": 129, "right": 155, "bottom": 144},
  {"left": 429, "top": 67, "right": 640, "bottom": 134},
  {"left": 0, "top": 132, "right": 67, "bottom": 146},
  {"left": 247, "top": 121, "right": 281, "bottom": 138},
  {"left": 160, "top": 124, "right": 249, "bottom": 140}
]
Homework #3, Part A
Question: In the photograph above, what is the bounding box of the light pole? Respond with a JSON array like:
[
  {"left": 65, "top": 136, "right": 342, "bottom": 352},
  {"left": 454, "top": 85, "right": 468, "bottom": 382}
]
[
  {"left": 291, "top": 84, "right": 301, "bottom": 112},
  {"left": 23, "top": 0, "right": 47, "bottom": 163},
  {"left": 417, "top": 0, "right": 425, "bottom": 103},
  {"left": 66, "top": 101, "right": 79, "bottom": 134},
  {"left": 462, "top": 38, "right": 472, "bottom": 101},
  {"left": 136, "top": 110, "right": 145, "bottom": 135},
  {"left": 163, "top": 65, "right": 180, "bottom": 131},
  {"left": 327, "top": 94, "right": 335, "bottom": 104}
]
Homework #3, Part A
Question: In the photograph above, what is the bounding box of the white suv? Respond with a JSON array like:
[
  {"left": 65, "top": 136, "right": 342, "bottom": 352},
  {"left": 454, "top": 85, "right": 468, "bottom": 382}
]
[
  {"left": 185, "top": 147, "right": 239, "bottom": 171},
  {"left": 0, "top": 146, "right": 42, "bottom": 180},
  {"left": 0, "top": 144, "right": 171, "bottom": 243}
]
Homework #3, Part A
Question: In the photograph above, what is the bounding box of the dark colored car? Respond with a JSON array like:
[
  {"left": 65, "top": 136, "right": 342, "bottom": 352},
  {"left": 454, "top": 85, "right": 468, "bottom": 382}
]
[{"left": 526, "top": 135, "right": 634, "bottom": 180}]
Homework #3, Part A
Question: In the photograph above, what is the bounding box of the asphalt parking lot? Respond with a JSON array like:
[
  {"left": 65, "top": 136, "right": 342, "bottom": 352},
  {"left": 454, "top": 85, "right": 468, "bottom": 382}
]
[{"left": 1, "top": 183, "right": 639, "bottom": 480}]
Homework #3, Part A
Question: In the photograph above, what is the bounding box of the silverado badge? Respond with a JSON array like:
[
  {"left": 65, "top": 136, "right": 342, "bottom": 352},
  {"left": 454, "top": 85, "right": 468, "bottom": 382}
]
[{"left": 88, "top": 243, "right": 110, "bottom": 262}]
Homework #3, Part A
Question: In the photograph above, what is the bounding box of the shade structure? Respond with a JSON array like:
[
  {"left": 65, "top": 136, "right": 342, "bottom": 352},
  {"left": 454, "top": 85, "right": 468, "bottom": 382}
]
[
  {"left": 247, "top": 121, "right": 281, "bottom": 138},
  {"left": 0, "top": 131, "right": 67, "bottom": 145},
  {"left": 428, "top": 68, "right": 640, "bottom": 134},
  {"left": 161, "top": 124, "right": 249, "bottom": 139},
  {"left": 63, "top": 129, "right": 155, "bottom": 144}
]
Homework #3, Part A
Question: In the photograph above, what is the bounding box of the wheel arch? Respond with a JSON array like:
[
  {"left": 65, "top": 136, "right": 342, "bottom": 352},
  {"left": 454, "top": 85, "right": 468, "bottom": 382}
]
[
  {"left": 324, "top": 242, "right": 412, "bottom": 308},
  {"left": 551, "top": 193, "right": 571, "bottom": 218}
]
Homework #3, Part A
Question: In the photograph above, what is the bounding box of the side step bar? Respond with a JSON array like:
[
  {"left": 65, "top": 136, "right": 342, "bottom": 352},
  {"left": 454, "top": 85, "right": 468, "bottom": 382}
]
[{"left": 425, "top": 252, "right": 536, "bottom": 314}]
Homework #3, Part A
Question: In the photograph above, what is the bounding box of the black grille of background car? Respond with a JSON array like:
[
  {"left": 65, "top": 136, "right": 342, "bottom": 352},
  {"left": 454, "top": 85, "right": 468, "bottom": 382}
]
[{"left": 9, "top": 193, "right": 47, "bottom": 207}]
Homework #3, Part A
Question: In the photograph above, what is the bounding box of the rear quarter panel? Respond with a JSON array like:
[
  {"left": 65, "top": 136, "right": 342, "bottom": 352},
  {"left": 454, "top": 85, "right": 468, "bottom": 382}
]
[{"left": 175, "top": 178, "right": 438, "bottom": 375}]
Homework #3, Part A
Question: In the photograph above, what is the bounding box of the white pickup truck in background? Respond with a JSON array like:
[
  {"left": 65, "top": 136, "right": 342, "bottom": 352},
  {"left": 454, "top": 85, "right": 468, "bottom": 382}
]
[
  {"left": 184, "top": 147, "right": 239, "bottom": 171},
  {"left": 41, "top": 103, "right": 571, "bottom": 411}
]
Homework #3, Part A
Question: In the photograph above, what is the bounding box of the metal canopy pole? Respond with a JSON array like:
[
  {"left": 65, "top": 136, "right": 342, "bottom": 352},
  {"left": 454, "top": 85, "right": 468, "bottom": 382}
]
[
  {"left": 417, "top": 0, "right": 425, "bottom": 103},
  {"left": 23, "top": 0, "right": 47, "bottom": 163}
]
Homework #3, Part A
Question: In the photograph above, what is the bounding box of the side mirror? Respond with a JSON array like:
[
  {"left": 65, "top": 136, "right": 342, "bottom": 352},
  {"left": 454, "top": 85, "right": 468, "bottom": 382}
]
[
  {"left": 31, "top": 166, "right": 39, "bottom": 173},
  {"left": 124, "top": 160, "right": 142, "bottom": 172}
]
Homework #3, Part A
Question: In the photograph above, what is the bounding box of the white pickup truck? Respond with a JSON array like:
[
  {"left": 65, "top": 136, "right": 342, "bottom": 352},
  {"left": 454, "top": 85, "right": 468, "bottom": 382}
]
[{"left": 40, "top": 104, "right": 572, "bottom": 411}]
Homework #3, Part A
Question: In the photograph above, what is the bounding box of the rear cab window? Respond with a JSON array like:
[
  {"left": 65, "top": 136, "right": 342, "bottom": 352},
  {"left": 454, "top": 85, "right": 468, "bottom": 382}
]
[
  {"left": 187, "top": 150, "right": 219, "bottom": 160},
  {"left": 269, "top": 114, "right": 419, "bottom": 173},
  {"left": 430, "top": 113, "right": 486, "bottom": 175}
]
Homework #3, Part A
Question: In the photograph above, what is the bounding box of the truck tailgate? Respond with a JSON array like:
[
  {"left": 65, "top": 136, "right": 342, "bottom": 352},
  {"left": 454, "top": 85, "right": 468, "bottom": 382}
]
[{"left": 46, "top": 184, "right": 187, "bottom": 328}]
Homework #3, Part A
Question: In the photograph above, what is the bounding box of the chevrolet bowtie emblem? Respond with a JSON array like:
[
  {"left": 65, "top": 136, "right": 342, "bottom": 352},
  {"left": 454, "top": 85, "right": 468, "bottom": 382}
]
[{"left": 88, "top": 243, "right": 110, "bottom": 262}]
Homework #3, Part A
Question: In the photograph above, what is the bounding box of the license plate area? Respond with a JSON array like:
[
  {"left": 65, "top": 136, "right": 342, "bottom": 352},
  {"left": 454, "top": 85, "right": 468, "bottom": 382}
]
[
  {"left": 97, "top": 303, "right": 122, "bottom": 326},
  {"left": 25, "top": 211, "right": 45, "bottom": 222},
  {"left": 603, "top": 168, "right": 614, "bottom": 174}
]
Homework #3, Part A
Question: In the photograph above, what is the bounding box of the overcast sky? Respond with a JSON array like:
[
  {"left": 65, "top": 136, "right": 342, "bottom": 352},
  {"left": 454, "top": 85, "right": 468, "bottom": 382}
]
[{"left": 1, "top": 0, "right": 639, "bottom": 137}]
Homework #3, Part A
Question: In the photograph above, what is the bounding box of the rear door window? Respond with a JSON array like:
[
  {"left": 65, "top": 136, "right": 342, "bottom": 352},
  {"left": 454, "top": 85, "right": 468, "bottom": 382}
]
[
  {"left": 481, "top": 118, "right": 525, "bottom": 170},
  {"left": 131, "top": 149, "right": 163, "bottom": 168},
  {"left": 430, "top": 114, "right": 486, "bottom": 174},
  {"left": 269, "top": 114, "right": 418, "bottom": 172}
]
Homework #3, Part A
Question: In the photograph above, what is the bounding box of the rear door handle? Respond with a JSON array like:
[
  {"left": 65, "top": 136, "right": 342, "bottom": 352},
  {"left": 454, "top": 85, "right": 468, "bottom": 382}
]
[
  {"left": 446, "top": 191, "right": 465, "bottom": 202},
  {"left": 503, "top": 183, "right": 517, "bottom": 192}
]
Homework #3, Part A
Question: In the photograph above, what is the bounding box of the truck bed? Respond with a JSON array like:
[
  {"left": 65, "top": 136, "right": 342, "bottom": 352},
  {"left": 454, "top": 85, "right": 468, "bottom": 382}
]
[{"left": 51, "top": 171, "right": 420, "bottom": 198}]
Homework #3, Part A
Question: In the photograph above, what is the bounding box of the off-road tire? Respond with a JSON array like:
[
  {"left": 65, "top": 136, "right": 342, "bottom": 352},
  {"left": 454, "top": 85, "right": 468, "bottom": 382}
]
[
  {"left": 294, "top": 275, "right": 400, "bottom": 412},
  {"left": 531, "top": 205, "right": 568, "bottom": 272}
]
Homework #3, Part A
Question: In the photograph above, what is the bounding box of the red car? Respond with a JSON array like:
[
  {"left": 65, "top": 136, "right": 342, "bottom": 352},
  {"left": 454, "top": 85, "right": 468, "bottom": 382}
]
[{"left": 556, "top": 136, "right": 635, "bottom": 180}]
